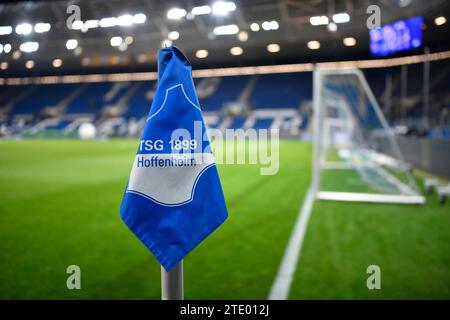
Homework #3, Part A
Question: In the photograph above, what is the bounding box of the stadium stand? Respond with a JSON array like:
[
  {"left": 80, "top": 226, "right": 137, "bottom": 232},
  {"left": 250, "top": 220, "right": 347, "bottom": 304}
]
[
  {"left": 249, "top": 73, "right": 312, "bottom": 109},
  {"left": 0, "top": 62, "right": 449, "bottom": 139}
]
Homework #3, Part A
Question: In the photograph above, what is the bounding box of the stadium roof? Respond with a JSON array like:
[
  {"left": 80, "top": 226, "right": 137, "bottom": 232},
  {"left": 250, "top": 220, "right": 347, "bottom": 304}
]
[{"left": 0, "top": 0, "right": 449, "bottom": 76}]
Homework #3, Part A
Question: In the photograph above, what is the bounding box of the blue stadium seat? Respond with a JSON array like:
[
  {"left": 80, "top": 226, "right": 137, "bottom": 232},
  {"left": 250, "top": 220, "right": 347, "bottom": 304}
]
[
  {"left": 125, "top": 81, "right": 156, "bottom": 118},
  {"left": 229, "top": 116, "right": 247, "bottom": 130},
  {"left": 66, "top": 82, "right": 112, "bottom": 114},
  {"left": 252, "top": 118, "right": 273, "bottom": 129},
  {"left": 249, "top": 73, "right": 312, "bottom": 109},
  {"left": 198, "top": 76, "right": 248, "bottom": 111},
  {"left": 12, "top": 83, "right": 79, "bottom": 115}
]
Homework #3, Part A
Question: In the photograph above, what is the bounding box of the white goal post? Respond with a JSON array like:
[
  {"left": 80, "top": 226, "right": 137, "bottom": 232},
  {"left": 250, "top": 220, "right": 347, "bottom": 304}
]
[{"left": 312, "top": 68, "right": 425, "bottom": 205}]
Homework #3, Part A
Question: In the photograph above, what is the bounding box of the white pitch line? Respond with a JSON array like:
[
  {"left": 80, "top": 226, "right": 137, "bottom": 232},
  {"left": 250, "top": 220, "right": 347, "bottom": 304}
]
[{"left": 268, "top": 186, "right": 315, "bottom": 300}]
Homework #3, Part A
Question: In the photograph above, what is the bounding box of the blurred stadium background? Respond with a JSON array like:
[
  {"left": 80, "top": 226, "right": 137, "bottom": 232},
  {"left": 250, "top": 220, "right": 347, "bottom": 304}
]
[{"left": 0, "top": 0, "right": 449, "bottom": 299}]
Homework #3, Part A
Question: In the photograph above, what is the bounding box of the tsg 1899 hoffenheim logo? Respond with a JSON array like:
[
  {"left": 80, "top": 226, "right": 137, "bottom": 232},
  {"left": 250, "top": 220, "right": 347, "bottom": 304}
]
[{"left": 126, "top": 83, "right": 216, "bottom": 207}]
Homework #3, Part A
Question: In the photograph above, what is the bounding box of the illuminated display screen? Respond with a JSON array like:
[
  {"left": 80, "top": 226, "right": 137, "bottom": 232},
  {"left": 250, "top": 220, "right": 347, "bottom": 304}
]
[{"left": 370, "top": 16, "right": 423, "bottom": 56}]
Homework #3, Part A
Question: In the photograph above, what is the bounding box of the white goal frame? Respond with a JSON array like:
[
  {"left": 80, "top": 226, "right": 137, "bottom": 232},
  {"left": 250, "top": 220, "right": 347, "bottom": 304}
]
[{"left": 312, "top": 68, "right": 425, "bottom": 205}]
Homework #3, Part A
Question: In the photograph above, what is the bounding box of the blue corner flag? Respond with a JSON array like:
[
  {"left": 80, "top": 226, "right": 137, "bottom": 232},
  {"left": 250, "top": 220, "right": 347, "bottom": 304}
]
[{"left": 120, "top": 46, "right": 228, "bottom": 272}]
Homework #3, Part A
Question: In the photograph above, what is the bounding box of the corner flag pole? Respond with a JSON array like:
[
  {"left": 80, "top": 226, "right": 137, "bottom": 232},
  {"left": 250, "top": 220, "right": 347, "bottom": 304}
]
[{"left": 161, "top": 260, "right": 184, "bottom": 300}]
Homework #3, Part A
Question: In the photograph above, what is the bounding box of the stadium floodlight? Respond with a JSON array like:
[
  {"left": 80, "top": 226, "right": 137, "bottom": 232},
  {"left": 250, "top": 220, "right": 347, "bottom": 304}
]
[
  {"left": 137, "top": 54, "right": 147, "bottom": 63},
  {"left": 237, "top": 31, "right": 248, "bottom": 42},
  {"left": 52, "top": 58, "right": 62, "bottom": 68},
  {"left": 192, "top": 5, "right": 211, "bottom": 15},
  {"left": 307, "top": 40, "right": 320, "bottom": 50},
  {"left": 125, "top": 36, "right": 134, "bottom": 45},
  {"left": 19, "top": 41, "right": 39, "bottom": 53},
  {"left": 0, "top": 26, "right": 12, "bottom": 35},
  {"left": 332, "top": 13, "right": 350, "bottom": 24},
  {"left": 435, "top": 16, "right": 446, "bottom": 26},
  {"left": 71, "top": 20, "right": 83, "bottom": 30},
  {"left": 133, "top": 13, "right": 147, "bottom": 24},
  {"left": 16, "top": 23, "right": 33, "bottom": 35},
  {"left": 266, "top": 43, "right": 280, "bottom": 53},
  {"left": 72, "top": 20, "right": 84, "bottom": 30},
  {"left": 110, "top": 36, "right": 123, "bottom": 47},
  {"left": 3, "top": 43, "right": 9, "bottom": 53},
  {"left": 229, "top": 46, "right": 243, "bottom": 55},
  {"left": 34, "top": 23, "right": 51, "bottom": 33},
  {"left": 195, "top": 49, "right": 208, "bottom": 58},
  {"left": 168, "top": 31, "right": 180, "bottom": 40},
  {"left": 271, "top": 21, "right": 279, "bottom": 30},
  {"left": 312, "top": 68, "right": 425, "bottom": 204},
  {"left": 212, "top": 1, "right": 236, "bottom": 16},
  {"left": 117, "top": 14, "right": 134, "bottom": 26},
  {"left": 250, "top": 23, "right": 260, "bottom": 31},
  {"left": 261, "top": 20, "right": 279, "bottom": 30},
  {"left": 66, "top": 39, "right": 78, "bottom": 50},
  {"left": 327, "top": 22, "right": 338, "bottom": 32},
  {"left": 343, "top": 37, "right": 357, "bottom": 46},
  {"left": 261, "top": 21, "right": 277, "bottom": 30},
  {"left": 310, "top": 16, "right": 329, "bottom": 26},
  {"left": 25, "top": 60, "right": 34, "bottom": 69},
  {"left": 3, "top": 43, "right": 11, "bottom": 53},
  {"left": 81, "top": 57, "right": 91, "bottom": 66},
  {"left": 100, "top": 17, "right": 117, "bottom": 28},
  {"left": 84, "top": 20, "right": 100, "bottom": 29},
  {"left": 12, "top": 50, "right": 21, "bottom": 59},
  {"left": 167, "top": 8, "right": 187, "bottom": 20},
  {"left": 213, "top": 24, "right": 239, "bottom": 35},
  {"left": 118, "top": 43, "right": 128, "bottom": 52}
]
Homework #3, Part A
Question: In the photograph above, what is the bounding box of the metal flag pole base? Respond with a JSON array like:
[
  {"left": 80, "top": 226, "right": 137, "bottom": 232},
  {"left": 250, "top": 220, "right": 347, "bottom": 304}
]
[{"left": 161, "top": 260, "right": 184, "bottom": 300}]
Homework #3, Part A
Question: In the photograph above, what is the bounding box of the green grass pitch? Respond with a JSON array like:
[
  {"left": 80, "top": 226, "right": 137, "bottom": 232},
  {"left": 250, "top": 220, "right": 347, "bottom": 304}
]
[{"left": 0, "top": 139, "right": 449, "bottom": 299}]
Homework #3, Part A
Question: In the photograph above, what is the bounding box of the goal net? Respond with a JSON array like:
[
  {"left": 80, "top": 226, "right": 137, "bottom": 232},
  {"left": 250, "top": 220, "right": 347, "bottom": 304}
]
[{"left": 312, "top": 68, "right": 425, "bottom": 204}]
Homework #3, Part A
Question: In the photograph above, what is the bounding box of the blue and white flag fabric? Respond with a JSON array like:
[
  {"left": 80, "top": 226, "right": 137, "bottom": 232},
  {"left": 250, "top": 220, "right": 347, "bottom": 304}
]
[{"left": 120, "top": 46, "right": 228, "bottom": 271}]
